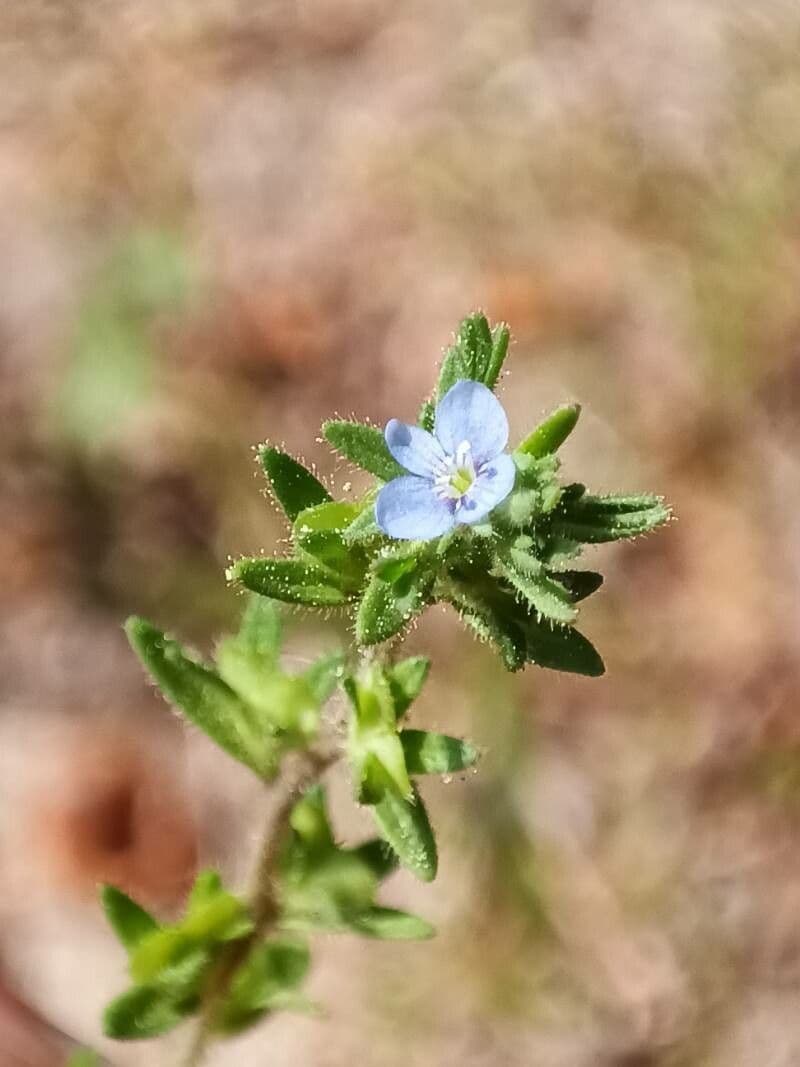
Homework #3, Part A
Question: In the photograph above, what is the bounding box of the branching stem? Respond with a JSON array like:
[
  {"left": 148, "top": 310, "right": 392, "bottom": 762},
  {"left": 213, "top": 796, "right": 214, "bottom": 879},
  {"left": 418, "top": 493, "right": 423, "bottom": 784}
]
[{"left": 181, "top": 749, "right": 338, "bottom": 1067}]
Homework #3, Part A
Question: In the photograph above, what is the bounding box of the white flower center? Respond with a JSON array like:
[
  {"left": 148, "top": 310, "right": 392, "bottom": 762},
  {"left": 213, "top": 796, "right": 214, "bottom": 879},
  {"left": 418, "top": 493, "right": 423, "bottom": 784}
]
[{"left": 433, "top": 440, "right": 479, "bottom": 506}]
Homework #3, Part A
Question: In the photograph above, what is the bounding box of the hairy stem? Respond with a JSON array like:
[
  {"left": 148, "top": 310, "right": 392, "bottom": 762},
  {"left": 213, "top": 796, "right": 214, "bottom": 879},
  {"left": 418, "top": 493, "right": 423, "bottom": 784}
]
[{"left": 181, "top": 749, "right": 337, "bottom": 1067}]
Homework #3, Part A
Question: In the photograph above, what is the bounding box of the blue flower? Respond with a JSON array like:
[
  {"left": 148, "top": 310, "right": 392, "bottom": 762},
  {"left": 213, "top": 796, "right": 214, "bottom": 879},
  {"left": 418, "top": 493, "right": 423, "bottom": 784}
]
[{"left": 375, "top": 380, "right": 516, "bottom": 540}]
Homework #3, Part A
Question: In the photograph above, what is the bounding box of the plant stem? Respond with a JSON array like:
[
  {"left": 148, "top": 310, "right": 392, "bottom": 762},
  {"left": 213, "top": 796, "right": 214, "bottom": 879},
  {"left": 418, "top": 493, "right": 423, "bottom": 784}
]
[{"left": 181, "top": 749, "right": 337, "bottom": 1067}]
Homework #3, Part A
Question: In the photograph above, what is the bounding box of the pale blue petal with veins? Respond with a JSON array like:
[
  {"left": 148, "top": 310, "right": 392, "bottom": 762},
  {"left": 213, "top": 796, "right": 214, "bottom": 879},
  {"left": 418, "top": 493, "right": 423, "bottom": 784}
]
[{"left": 376, "top": 381, "right": 516, "bottom": 540}]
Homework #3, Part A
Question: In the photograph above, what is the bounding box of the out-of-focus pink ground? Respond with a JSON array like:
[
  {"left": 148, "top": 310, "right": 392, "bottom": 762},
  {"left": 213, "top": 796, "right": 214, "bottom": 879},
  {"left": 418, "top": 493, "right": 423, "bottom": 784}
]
[{"left": 2, "top": 2, "right": 800, "bottom": 1064}]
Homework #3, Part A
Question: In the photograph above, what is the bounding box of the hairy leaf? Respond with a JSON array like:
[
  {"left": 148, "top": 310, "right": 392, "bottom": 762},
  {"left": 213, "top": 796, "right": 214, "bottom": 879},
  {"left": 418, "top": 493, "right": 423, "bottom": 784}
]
[
  {"left": 322, "top": 420, "right": 404, "bottom": 481},
  {"left": 356, "top": 565, "right": 433, "bottom": 646},
  {"left": 557, "top": 570, "right": 604, "bottom": 602},
  {"left": 101, "top": 885, "right": 159, "bottom": 954},
  {"left": 350, "top": 906, "right": 435, "bottom": 940},
  {"left": 551, "top": 493, "right": 671, "bottom": 543},
  {"left": 372, "top": 784, "right": 438, "bottom": 882},
  {"left": 103, "top": 984, "right": 186, "bottom": 1040},
  {"left": 484, "top": 323, "right": 510, "bottom": 389},
  {"left": 125, "top": 617, "right": 268, "bottom": 776},
  {"left": 387, "top": 656, "right": 430, "bottom": 717},
  {"left": 501, "top": 559, "right": 578, "bottom": 625},
  {"left": 258, "top": 445, "right": 331, "bottom": 521},
  {"left": 349, "top": 838, "right": 399, "bottom": 880},
  {"left": 400, "top": 729, "right": 479, "bottom": 774},
  {"left": 229, "top": 558, "right": 349, "bottom": 607},
  {"left": 214, "top": 939, "right": 310, "bottom": 1035},
  {"left": 522, "top": 615, "right": 605, "bottom": 676}
]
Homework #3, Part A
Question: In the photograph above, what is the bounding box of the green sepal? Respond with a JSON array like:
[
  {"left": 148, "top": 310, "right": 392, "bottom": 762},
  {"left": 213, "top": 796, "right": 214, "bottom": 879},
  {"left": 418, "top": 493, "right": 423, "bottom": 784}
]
[
  {"left": 551, "top": 493, "right": 671, "bottom": 543},
  {"left": 400, "top": 729, "right": 479, "bottom": 775},
  {"left": 101, "top": 885, "right": 159, "bottom": 953},
  {"left": 436, "top": 312, "right": 509, "bottom": 398},
  {"left": 485, "top": 323, "right": 510, "bottom": 389},
  {"left": 417, "top": 398, "right": 435, "bottom": 432},
  {"left": 257, "top": 445, "right": 332, "bottom": 521},
  {"left": 213, "top": 938, "right": 311, "bottom": 1035},
  {"left": 103, "top": 984, "right": 188, "bottom": 1040},
  {"left": 356, "top": 558, "right": 434, "bottom": 646},
  {"left": 322, "top": 420, "right": 404, "bottom": 482},
  {"left": 372, "top": 783, "right": 438, "bottom": 882},
  {"left": 228, "top": 557, "right": 350, "bottom": 607},
  {"left": 125, "top": 617, "right": 272, "bottom": 778},
  {"left": 516, "top": 402, "right": 581, "bottom": 457},
  {"left": 387, "top": 656, "right": 430, "bottom": 718},
  {"left": 349, "top": 906, "right": 435, "bottom": 941}
]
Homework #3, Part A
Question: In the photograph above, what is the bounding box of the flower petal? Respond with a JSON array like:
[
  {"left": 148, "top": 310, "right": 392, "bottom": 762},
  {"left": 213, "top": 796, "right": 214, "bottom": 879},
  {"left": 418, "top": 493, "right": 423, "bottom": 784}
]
[
  {"left": 455, "top": 452, "right": 516, "bottom": 525},
  {"left": 435, "top": 381, "right": 509, "bottom": 463},
  {"left": 385, "top": 420, "right": 446, "bottom": 477},
  {"left": 376, "top": 476, "right": 456, "bottom": 540}
]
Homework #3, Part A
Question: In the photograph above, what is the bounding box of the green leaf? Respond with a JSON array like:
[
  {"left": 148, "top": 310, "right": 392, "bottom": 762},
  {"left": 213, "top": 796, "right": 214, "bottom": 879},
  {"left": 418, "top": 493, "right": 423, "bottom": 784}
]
[
  {"left": 356, "top": 565, "right": 434, "bottom": 646},
  {"left": 101, "top": 885, "right": 159, "bottom": 953},
  {"left": 303, "top": 651, "right": 344, "bottom": 705},
  {"left": 187, "top": 869, "right": 223, "bottom": 910},
  {"left": 67, "top": 1050, "right": 100, "bottom": 1066},
  {"left": 501, "top": 558, "right": 578, "bottom": 625},
  {"left": 281, "top": 848, "right": 378, "bottom": 929},
  {"left": 350, "top": 906, "right": 435, "bottom": 940},
  {"left": 522, "top": 616, "right": 605, "bottom": 676},
  {"left": 400, "top": 730, "right": 479, "bottom": 774},
  {"left": 235, "top": 596, "right": 282, "bottom": 663},
  {"left": 131, "top": 898, "right": 251, "bottom": 986},
  {"left": 294, "top": 501, "right": 366, "bottom": 589},
  {"left": 373, "top": 784, "right": 438, "bottom": 882},
  {"left": 557, "top": 570, "right": 604, "bottom": 602},
  {"left": 289, "top": 785, "right": 335, "bottom": 852},
  {"left": 437, "top": 312, "right": 494, "bottom": 397},
  {"left": 342, "top": 501, "right": 383, "bottom": 544},
  {"left": 322, "top": 420, "right": 404, "bottom": 482},
  {"left": 349, "top": 838, "right": 399, "bottom": 880},
  {"left": 229, "top": 558, "right": 349, "bottom": 606},
  {"left": 516, "top": 403, "right": 581, "bottom": 457},
  {"left": 346, "top": 667, "right": 412, "bottom": 802},
  {"left": 387, "top": 656, "right": 430, "bottom": 717},
  {"left": 215, "top": 643, "right": 319, "bottom": 743},
  {"left": 448, "top": 587, "right": 527, "bottom": 672},
  {"left": 125, "top": 617, "right": 269, "bottom": 777},
  {"left": 551, "top": 493, "right": 671, "bottom": 543},
  {"left": 215, "top": 939, "right": 310, "bottom": 1035},
  {"left": 182, "top": 892, "right": 253, "bottom": 944},
  {"left": 258, "top": 445, "right": 332, "bottom": 521},
  {"left": 103, "top": 984, "right": 187, "bottom": 1040}
]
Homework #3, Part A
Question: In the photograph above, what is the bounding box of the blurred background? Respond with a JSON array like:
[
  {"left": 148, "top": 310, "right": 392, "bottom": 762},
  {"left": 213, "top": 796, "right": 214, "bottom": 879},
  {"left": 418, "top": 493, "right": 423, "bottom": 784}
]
[{"left": 2, "top": 1, "right": 800, "bottom": 1064}]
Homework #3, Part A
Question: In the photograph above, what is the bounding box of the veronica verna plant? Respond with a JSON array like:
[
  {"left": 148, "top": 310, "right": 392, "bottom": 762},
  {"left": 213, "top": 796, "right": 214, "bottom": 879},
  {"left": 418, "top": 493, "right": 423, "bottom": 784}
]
[{"left": 98, "top": 313, "right": 670, "bottom": 1064}]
